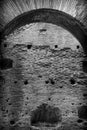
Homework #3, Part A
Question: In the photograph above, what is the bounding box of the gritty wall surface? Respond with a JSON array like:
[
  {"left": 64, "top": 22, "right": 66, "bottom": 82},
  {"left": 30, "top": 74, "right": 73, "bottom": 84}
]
[{"left": 0, "top": 23, "right": 87, "bottom": 130}]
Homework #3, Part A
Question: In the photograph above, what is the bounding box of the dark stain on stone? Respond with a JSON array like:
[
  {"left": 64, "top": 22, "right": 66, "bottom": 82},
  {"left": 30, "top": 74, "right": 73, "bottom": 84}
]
[
  {"left": 78, "top": 105, "right": 87, "bottom": 120},
  {"left": 30, "top": 103, "right": 62, "bottom": 127},
  {"left": 14, "top": 81, "right": 17, "bottom": 84},
  {"left": 0, "top": 58, "right": 13, "bottom": 70},
  {"left": 0, "top": 75, "right": 5, "bottom": 85},
  {"left": 83, "top": 93, "right": 87, "bottom": 98},
  {"left": 4, "top": 43, "right": 7, "bottom": 48}
]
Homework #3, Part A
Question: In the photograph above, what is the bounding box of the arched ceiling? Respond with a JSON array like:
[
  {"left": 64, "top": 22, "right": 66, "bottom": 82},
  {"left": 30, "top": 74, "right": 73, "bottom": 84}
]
[{"left": 1, "top": 9, "right": 87, "bottom": 54}]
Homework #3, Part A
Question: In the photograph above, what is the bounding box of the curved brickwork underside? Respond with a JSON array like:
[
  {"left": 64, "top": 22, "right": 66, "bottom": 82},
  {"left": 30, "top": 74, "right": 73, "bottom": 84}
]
[{"left": 1, "top": 9, "right": 87, "bottom": 54}]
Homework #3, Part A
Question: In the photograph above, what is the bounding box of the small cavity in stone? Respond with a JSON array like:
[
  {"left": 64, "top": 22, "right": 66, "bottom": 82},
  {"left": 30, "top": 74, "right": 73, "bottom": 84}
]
[
  {"left": 55, "top": 45, "right": 58, "bottom": 48},
  {"left": 27, "top": 44, "right": 32, "bottom": 49},
  {"left": 50, "top": 78, "right": 55, "bottom": 85},
  {"left": 10, "top": 120, "right": 15, "bottom": 125},
  {"left": 24, "top": 80, "right": 28, "bottom": 85},
  {"left": 77, "top": 45, "right": 80, "bottom": 49},
  {"left": 40, "top": 29, "right": 47, "bottom": 32},
  {"left": 14, "top": 81, "right": 17, "bottom": 84},
  {"left": 70, "top": 78, "right": 76, "bottom": 85},
  {"left": 77, "top": 119, "right": 83, "bottom": 123},
  {"left": 45, "top": 80, "right": 49, "bottom": 84}
]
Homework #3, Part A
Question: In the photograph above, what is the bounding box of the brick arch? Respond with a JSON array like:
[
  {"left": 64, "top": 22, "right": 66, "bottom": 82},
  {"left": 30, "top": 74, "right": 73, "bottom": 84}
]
[{"left": 1, "top": 8, "right": 87, "bottom": 54}]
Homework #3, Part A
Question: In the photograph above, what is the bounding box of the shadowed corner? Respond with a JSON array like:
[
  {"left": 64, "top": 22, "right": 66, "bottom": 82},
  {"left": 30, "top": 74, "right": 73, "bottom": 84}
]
[
  {"left": 0, "top": 58, "right": 13, "bottom": 70},
  {"left": 82, "top": 58, "right": 87, "bottom": 73}
]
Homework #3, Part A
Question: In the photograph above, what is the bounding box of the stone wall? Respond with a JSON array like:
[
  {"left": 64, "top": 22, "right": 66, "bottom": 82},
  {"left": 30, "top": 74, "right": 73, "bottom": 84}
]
[{"left": 0, "top": 23, "right": 87, "bottom": 130}]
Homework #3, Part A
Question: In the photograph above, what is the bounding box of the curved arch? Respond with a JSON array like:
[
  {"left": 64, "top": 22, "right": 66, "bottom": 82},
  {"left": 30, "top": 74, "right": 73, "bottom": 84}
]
[{"left": 1, "top": 8, "right": 87, "bottom": 54}]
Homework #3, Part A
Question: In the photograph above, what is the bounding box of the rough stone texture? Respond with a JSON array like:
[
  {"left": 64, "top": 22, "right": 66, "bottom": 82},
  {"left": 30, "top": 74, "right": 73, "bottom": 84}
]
[{"left": 0, "top": 23, "right": 87, "bottom": 130}]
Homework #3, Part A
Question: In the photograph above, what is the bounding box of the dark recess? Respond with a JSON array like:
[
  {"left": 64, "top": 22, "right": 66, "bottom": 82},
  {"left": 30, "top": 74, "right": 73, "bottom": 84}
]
[
  {"left": 50, "top": 78, "right": 55, "bottom": 85},
  {"left": 55, "top": 45, "right": 58, "bottom": 48},
  {"left": 24, "top": 80, "right": 28, "bottom": 85},
  {"left": 0, "top": 58, "right": 13, "bottom": 70},
  {"left": 77, "top": 119, "right": 83, "bottom": 123},
  {"left": 31, "top": 103, "right": 62, "bottom": 126},
  {"left": 38, "top": 75, "right": 42, "bottom": 78},
  {"left": 4, "top": 44, "right": 7, "bottom": 48},
  {"left": 70, "top": 78, "right": 76, "bottom": 85},
  {"left": 77, "top": 45, "right": 80, "bottom": 49},
  {"left": 39, "top": 28, "right": 47, "bottom": 32},
  {"left": 27, "top": 44, "right": 32, "bottom": 49},
  {"left": 14, "top": 81, "right": 17, "bottom": 84},
  {"left": 83, "top": 93, "right": 87, "bottom": 98},
  {"left": 10, "top": 120, "right": 15, "bottom": 126},
  {"left": 0, "top": 75, "right": 5, "bottom": 85},
  {"left": 45, "top": 80, "right": 49, "bottom": 84},
  {"left": 78, "top": 105, "right": 87, "bottom": 120},
  {"left": 82, "top": 60, "right": 87, "bottom": 73}
]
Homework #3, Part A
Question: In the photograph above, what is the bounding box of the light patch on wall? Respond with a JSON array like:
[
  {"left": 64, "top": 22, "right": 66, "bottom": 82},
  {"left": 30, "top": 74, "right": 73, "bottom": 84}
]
[{"left": 3, "top": 23, "right": 82, "bottom": 51}]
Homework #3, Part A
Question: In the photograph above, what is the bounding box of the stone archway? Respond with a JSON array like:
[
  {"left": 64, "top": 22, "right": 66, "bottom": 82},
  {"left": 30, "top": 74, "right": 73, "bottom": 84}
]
[
  {"left": 0, "top": 9, "right": 87, "bottom": 130},
  {"left": 1, "top": 8, "right": 87, "bottom": 54}
]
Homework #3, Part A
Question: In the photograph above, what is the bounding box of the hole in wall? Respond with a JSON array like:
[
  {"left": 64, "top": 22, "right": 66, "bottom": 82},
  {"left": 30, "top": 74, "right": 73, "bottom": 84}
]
[
  {"left": 77, "top": 45, "right": 80, "bottom": 49},
  {"left": 50, "top": 78, "right": 55, "bottom": 85},
  {"left": 71, "top": 103, "right": 74, "bottom": 105},
  {"left": 70, "top": 78, "right": 76, "bottom": 85},
  {"left": 10, "top": 120, "right": 15, "bottom": 126},
  {"left": 48, "top": 97, "right": 51, "bottom": 101},
  {"left": 59, "top": 86, "right": 63, "bottom": 88},
  {"left": 14, "top": 81, "right": 17, "bottom": 84},
  {"left": 77, "top": 119, "right": 83, "bottom": 123},
  {"left": 55, "top": 45, "right": 58, "bottom": 48},
  {"left": 83, "top": 93, "right": 87, "bottom": 98},
  {"left": 38, "top": 75, "right": 42, "bottom": 78},
  {"left": 45, "top": 80, "right": 49, "bottom": 84},
  {"left": 24, "top": 80, "right": 28, "bottom": 85},
  {"left": 27, "top": 44, "right": 32, "bottom": 49},
  {"left": 39, "top": 28, "right": 47, "bottom": 32}
]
